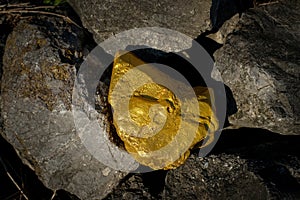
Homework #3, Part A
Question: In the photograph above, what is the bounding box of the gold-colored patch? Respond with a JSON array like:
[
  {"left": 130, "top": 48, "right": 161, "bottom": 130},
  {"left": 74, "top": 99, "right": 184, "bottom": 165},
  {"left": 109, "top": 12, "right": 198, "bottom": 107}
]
[{"left": 108, "top": 51, "right": 218, "bottom": 170}]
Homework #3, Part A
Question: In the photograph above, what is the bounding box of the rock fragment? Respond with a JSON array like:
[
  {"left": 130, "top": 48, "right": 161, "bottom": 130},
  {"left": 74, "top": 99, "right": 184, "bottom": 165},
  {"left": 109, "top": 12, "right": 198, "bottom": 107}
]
[
  {"left": 164, "top": 154, "right": 269, "bottom": 199},
  {"left": 214, "top": 0, "right": 300, "bottom": 134},
  {"left": 67, "top": 0, "right": 212, "bottom": 43},
  {"left": 0, "top": 20, "right": 125, "bottom": 200}
]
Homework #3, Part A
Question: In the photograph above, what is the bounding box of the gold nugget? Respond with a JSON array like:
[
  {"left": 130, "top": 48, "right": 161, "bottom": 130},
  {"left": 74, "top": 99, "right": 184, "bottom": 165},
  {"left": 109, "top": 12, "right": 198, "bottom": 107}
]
[{"left": 108, "top": 51, "right": 218, "bottom": 170}]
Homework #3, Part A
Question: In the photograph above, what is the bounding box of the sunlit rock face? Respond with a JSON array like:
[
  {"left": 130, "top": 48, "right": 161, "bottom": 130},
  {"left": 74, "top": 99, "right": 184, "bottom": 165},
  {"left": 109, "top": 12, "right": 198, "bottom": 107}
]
[
  {"left": 0, "top": 20, "right": 124, "bottom": 200},
  {"left": 67, "top": 0, "right": 212, "bottom": 43}
]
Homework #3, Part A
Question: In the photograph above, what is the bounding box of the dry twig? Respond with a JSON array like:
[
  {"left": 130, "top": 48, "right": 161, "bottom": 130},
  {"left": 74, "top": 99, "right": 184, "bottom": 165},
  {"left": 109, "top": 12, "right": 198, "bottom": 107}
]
[
  {"left": 0, "top": 3, "right": 81, "bottom": 28},
  {"left": 0, "top": 157, "right": 29, "bottom": 200},
  {"left": 50, "top": 190, "right": 57, "bottom": 200},
  {"left": 6, "top": 172, "right": 29, "bottom": 200},
  {"left": 0, "top": 3, "right": 30, "bottom": 8},
  {"left": 257, "top": 1, "right": 279, "bottom": 6}
]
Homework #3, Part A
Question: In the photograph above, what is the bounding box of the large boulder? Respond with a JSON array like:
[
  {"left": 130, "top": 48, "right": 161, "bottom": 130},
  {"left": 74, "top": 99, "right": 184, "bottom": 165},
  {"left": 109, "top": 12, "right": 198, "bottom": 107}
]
[
  {"left": 164, "top": 154, "right": 270, "bottom": 199},
  {"left": 0, "top": 19, "right": 125, "bottom": 199},
  {"left": 214, "top": 0, "right": 300, "bottom": 134},
  {"left": 67, "top": 0, "right": 212, "bottom": 43},
  {"left": 164, "top": 128, "right": 300, "bottom": 199}
]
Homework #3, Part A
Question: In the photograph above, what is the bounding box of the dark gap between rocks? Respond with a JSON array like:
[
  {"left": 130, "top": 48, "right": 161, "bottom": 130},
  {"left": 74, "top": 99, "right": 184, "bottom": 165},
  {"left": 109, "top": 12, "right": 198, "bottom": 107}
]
[
  {"left": 0, "top": 134, "right": 80, "bottom": 200},
  {"left": 210, "top": 0, "right": 254, "bottom": 32}
]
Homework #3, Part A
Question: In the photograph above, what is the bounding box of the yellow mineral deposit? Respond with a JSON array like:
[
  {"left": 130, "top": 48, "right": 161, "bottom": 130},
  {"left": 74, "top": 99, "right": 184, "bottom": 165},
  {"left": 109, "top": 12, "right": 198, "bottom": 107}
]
[{"left": 108, "top": 51, "right": 218, "bottom": 170}]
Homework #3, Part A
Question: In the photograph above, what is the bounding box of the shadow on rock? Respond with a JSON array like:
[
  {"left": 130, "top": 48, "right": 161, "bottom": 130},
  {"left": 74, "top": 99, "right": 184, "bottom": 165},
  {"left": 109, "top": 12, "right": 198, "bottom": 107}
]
[
  {"left": 166, "top": 128, "right": 300, "bottom": 199},
  {"left": 210, "top": 0, "right": 254, "bottom": 31},
  {"left": 212, "top": 128, "right": 300, "bottom": 157},
  {"left": 123, "top": 43, "right": 238, "bottom": 125},
  {"left": 0, "top": 134, "right": 80, "bottom": 200},
  {"left": 210, "top": 128, "right": 300, "bottom": 199}
]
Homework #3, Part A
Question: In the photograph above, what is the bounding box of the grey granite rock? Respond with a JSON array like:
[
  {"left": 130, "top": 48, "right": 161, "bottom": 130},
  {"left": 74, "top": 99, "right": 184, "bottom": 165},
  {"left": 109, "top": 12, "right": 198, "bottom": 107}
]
[
  {"left": 104, "top": 174, "right": 157, "bottom": 200},
  {"left": 214, "top": 0, "right": 300, "bottom": 134},
  {"left": 67, "top": 0, "right": 212, "bottom": 43},
  {"left": 164, "top": 128, "right": 300, "bottom": 199},
  {"left": 0, "top": 20, "right": 125, "bottom": 199},
  {"left": 164, "top": 154, "right": 270, "bottom": 199}
]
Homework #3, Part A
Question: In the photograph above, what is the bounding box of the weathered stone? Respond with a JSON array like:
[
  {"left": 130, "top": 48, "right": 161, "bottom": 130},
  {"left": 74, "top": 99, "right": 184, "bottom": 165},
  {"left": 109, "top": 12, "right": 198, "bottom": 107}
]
[
  {"left": 207, "top": 13, "right": 240, "bottom": 44},
  {"left": 103, "top": 128, "right": 300, "bottom": 199},
  {"left": 0, "top": 20, "right": 125, "bottom": 199},
  {"left": 214, "top": 0, "right": 300, "bottom": 134},
  {"left": 210, "top": 0, "right": 254, "bottom": 30},
  {"left": 67, "top": 0, "right": 212, "bottom": 43},
  {"left": 104, "top": 174, "right": 157, "bottom": 200},
  {"left": 164, "top": 128, "right": 300, "bottom": 199},
  {"left": 164, "top": 154, "right": 269, "bottom": 199}
]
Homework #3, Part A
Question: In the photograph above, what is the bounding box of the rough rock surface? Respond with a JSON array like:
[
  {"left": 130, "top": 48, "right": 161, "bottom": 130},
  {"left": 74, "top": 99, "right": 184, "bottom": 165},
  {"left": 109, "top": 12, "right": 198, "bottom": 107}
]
[
  {"left": 214, "top": 0, "right": 300, "bottom": 134},
  {"left": 164, "top": 154, "right": 270, "bottom": 199},
  {"left": 67, "top": 0, "right": 212, "bottom": 43},
  {"left": 104, "top": 173, "right": 159, "bottom": 200},
  {"left": 0, "top": 19, "right": 124, "bottom": 199},
  {"left": 105, "top": 128, "right": 300, "bottom": 199},
  {"left": 1, "top": 0, "right": 300, "bottom": 199},
  {"left": 104, "top": 128, "right": 300, "bottom": 199}
]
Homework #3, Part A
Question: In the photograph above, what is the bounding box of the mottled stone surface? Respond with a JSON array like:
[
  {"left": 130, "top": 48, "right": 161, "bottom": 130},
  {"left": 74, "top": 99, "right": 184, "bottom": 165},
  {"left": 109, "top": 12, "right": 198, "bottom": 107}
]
[
  {"left": 214, "top": 0, "right": 300, "bottom": 134},
  {"left": 67, "top": 0, "right": 212, "bottom": 43},
  {"left": 207, "top": 14, "right": 240, "bottom": 44},
  {"left": 1, "top": 1, "right": 300, "bottom": 199},
  {"left": 104, "top": 129, "right": 300, "bottom": 199},
  {"left": 164, "top": 154, "right": 269, "bottom": 199},
  {"left": 0, "top": 20, "right": 125, "bottom": 199}
]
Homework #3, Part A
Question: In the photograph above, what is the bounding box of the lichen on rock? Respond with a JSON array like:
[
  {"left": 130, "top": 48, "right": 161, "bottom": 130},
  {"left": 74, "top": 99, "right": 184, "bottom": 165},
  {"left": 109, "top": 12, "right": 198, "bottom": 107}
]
[{"left": 1, "top": 19, "right": 125, "bottom": 200}]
